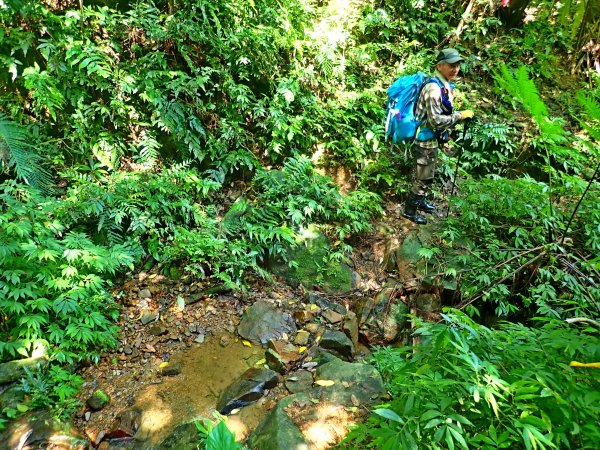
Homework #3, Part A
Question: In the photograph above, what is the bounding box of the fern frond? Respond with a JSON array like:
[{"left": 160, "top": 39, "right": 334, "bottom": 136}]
[
  {"left": 137, "top": 129, "right": 161, "bottom": 168},
  {"left": 0, "top": 114, "right": 53, "bottom": 193}
]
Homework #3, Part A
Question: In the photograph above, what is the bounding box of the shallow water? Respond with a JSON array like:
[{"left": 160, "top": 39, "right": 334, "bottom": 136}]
[{"left": 132, "top": 333, "right": 268, "bottom": 444}]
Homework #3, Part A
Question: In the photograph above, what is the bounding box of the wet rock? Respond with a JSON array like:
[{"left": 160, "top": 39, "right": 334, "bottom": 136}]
[
  {"left": 322, "top": 309, "right": 344, "bottom": 324},
  {"left": 249, "top": 393, "right": 311, "bottom": 450},
  {"left": 237, "top": 301, "right": 296, "bottom": 344},
  {"left": 0, "top": 355, "right": 48, "bottom": 384},
  {"left": 105, "top": 409, "right": 141, "bottom": 439},
  {"left": 87, "top": 389, "right": 110, "bottom": 411},
  {"left": 147, "top": 324, "right": 168, "bottom": 336},
  {"left": 319, "top": 329, "right": 354, "bottom": 360},
  {"left": 217, "top": 367, "right": 279, "bottom": 415},
  {"left": 284, "top": 370, "right": 314, "bottom": 394},
  {"left": 265, "top": 340, "right": 303, "bottom": 374},
  {"left": 140, "top": 309, "right": 158, "bottom": 325},
  {"left": 160, "top": 362, "right": 182, "bottom": 377},
  {"left": 342, "top": 311, "right": 359, "bottom": 349},
  {"left": 0, "top": 411, "right": 88, "bottom": 450},
  {"left": 293, "top": 330, "right": 311, "bottom": 346}
]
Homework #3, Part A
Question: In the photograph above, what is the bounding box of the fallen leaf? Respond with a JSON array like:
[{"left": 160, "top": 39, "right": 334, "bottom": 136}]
[
  {"left": 310, "top": 398, "right": 320, "bottom": 404},
  {"left": 309, "top": 304, "right": 319, "bottom": 311},
  {"left": 242, "top": 340, "right": 252, "bottom": 347},
  {"left": 315, "top": 379, "right": 335, "bottom": 387},
  {"left": 144, "top": 344, "right": 156, "bottom": 353},
  {"left": 299, "top": 346, "right": 307, "bottom": 353},
  {"left": 351, "top": 394, "right": 360, "bottom": 406},
  {"left": 159, "top": 362, "right": 169, "bottom": 369},
  {"left": 255, "top": 358, "right": 266, "bottom": 366},
  {"left": 342, "top": 381, "right": 351, "bottom": 388}
]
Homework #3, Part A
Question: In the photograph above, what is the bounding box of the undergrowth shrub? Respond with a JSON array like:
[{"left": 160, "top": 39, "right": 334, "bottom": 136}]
[
  {"left": 0, "top": 182, "right": 134, "bottom": 363},
  {"left": 58, "top": 165, "right": 221, "bottom": 258},
  {"left": 344, "top": 311, "right": 600, "bottom": 450},
  {"left": 166, "top": 156, "right": 382, "bottom": 288}
]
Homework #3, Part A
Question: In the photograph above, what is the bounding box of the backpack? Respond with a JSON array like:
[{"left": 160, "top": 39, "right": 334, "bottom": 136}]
[{"left": 385, "top": 72, "right": 428, "bottom": 144}]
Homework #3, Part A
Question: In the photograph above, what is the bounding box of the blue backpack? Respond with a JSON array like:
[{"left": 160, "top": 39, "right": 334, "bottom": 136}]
[{"left": 385, "top": 72, "right": 428, "bottom": 143}]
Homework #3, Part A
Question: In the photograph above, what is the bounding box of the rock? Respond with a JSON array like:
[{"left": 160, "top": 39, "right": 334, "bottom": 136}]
[
  {"left": 0, "top": 411, "right": 88, "bottom": 450},
  {"left": 220, "top": 334, "right": 233, "bottom": 347},
  {"left": 237, "top": 301, "right": 296, "bottom": 344},
  {"left": 319, "top": 329, "right": 354, "bottom": 360},
  {"left": 293, "top": 330, "right": 311, "bottom": 346},
  {"left": 160, "top": 362, "right": 182, "bottom": 377},
  {"left": 140, "top": 309, "right": 158, "bottom": 325},
  {"left": 184, "top": 293, "right": 202, "bottom": 305},
  {"left": 309, "top": 293, "right": 346, "bottom": 315},
  {"left": 269, "top": 224, "right": 357, "bottom": 295},
  {"left": 85, "top": 425, "right": 106, "bottom": 447},
  {"left": 321, "top": 309, "right": 344, "bottom": 324},
  {"left": 304, "top": 323, "right": 321, "bottom": 334},
  {"left": 0, "top": 355, "right": 48, "bottom": 385},
  {"left": 284, "top": 370, "right": 314, "bottom": 394},
  {"left": 147, "top": 324, "right": 168, "bottom": 336},
  {"left": 416, "top": 293, "right": 441, "bottom": 313},
  {"left": 105, "top": 409, "right": 141, "bottom": 440},
  {"left": 355, "top": 282, "right": 409, "bottom": 343},
  {"left": 153, "top": 421, "right": 197, "bottom": 450},
  {"left": 217, "top": 367, "right": 279, "bottom": 415},
  {"left": 249, "top": 394, "right": 311, "bottom": 450},
  {"left": 265, "top": 340, "right": 303, "bottom": 374},
  {"left": 123, "top": 345, "right": 133, "bottom": 355},
  {"left": 194, "top": 334, "right": 205, "bottom": 344},
  {"left": 139, "top": 289, "right": 152, "bottom": 299},
  {"left": 314, "top": 358, "right": 385, "bottom": 405},
  {"left": 0, "top": 384, "right": 26, "bottom": 410},
  {"left": 342, "top": 311, "right": 359, "bottom": 349},
  {"left": 87, "top": 389, "right": 110, "bottom": 411}
]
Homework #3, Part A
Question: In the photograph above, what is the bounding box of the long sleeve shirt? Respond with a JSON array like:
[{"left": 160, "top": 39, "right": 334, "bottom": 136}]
[{"left": 414, "top": 70, "right": 462, "bottom": 149}]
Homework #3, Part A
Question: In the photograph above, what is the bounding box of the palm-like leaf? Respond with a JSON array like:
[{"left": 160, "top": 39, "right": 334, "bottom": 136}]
[{"left": 0, "top": 113, "right": 53, "bottom": 192}]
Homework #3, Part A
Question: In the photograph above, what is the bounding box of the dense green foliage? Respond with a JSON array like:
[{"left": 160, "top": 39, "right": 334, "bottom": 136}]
[
  {"left": 343, "top": 312, "right": 600, "bottom": 450},
  {"left": 0, "top": 0, "right": 598, "bottom": 444}
]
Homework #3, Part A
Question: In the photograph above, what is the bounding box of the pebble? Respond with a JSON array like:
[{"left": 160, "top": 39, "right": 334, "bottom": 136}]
[
  {"left": 85, "top": 411, "right": 91, "bottom": 421},
  {"left": 195, "top": 334, "right": 205, "bottom": 344}
]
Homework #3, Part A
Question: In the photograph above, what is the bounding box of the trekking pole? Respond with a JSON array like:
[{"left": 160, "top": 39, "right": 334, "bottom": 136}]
[{"left": 446, "top": 118, "right": 471, "bottom": 218}]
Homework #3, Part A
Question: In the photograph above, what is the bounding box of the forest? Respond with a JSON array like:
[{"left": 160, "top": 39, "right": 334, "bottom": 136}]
[{"left": 0, "top": 0, "right": 599, "bottom": 449}]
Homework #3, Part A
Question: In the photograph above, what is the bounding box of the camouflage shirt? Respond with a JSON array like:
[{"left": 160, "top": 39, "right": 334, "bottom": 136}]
[{"left": 414, "top": 70, "right": 462, "bottom": 149}]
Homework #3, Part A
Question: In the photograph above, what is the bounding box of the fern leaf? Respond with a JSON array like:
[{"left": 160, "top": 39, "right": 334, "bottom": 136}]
[{"left": 0, "top": 114, "right": 53, "bottom": 193}]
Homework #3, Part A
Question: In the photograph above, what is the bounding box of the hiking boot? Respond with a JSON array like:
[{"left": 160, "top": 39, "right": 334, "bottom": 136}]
[
  {"left": 403, "top": 193, "right": 428, "bottom": 225},
  {"left": 415, "top": 197, "right": 436, "bottom": 212}
]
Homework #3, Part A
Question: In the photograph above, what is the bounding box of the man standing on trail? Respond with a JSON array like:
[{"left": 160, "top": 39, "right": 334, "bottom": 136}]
[{"left": 403, "top": 48, "right": 474, "bottom": 225}]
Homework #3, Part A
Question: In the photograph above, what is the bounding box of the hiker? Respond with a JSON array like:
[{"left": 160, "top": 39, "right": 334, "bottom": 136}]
[{"left": 402, "top": 48, "right": 474, "bottom": 225}]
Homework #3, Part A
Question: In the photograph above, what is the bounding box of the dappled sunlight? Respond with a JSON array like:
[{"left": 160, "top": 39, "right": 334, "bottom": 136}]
[{"left": 289, "top": 401, "right": 359, "bottom": 449}]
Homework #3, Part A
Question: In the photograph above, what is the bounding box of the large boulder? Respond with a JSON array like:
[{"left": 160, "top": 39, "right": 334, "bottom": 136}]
[
  {"left": 250, "top": 358, "right": 385, "bottom": 449},
  {"left": 354, "top": 281, "right": 409, "bottom": 343},
  {"left": 0, "top": 355, "right": 48, "bottom": 385},
  {"left": 237, "top": 301, "right": 296, "bottom": 344},
  {"left": 249, "top": 394, "right": 311, "bottom": 450},
  {"left": 270, "top": 224, "right": 357, "bottom": 294}
]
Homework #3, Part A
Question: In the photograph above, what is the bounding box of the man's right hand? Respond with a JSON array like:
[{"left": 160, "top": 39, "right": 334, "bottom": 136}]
[{"left": 461, "top": 109, "right": 474, "bottom": 120}]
